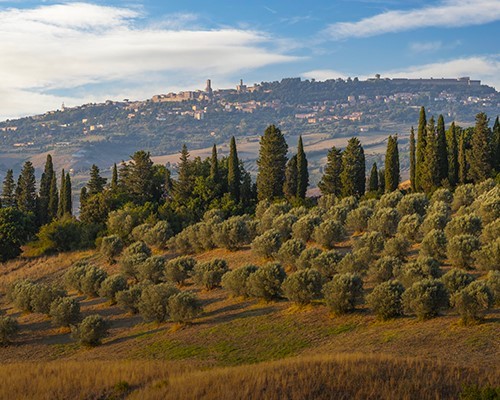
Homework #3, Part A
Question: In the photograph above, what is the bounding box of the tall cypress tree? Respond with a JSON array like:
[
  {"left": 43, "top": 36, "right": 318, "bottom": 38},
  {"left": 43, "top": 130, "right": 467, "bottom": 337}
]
[
  {"left": 340, "top": 137, "right": 365, "bottom": 197},
  {"left": 174, "top": 145, "right": 192, "bottom": 202},
  {"left": 378, "top": 168, "right": 385, "bottom": 193},
  {"left": 421, "top": 117, "right": 439, "bottom": 193},
  {"left": 318, "top": 146, "right": 342, "bottom": 196},
  {"left": 64, "top": 172, "right": 72, "bottom": 215},
  {"left": 57, "top": 169, "right": 66, "bottom": 218},
  {"left": 256, "top": 125, "right": 288, "bottom": 201},
  {"left": 16, "top": 161, "right": 37, "bottom": 214},
  {"left": 283, "top": 155, "right": 298, "bottom": 199},
  {"left": 493, "top": 116, "right": 500, "bottom": 172},
  {"left": 469, "top": 112, "right": 492, "bottom": 183},
  {"left": 38, "top": 154, "right": 54, "bottom": 225},
  {"left": 111, "top": 163, "right": 118, "bottom": 190},
  {"left": 368, "top": 162, "right": 379, "bottom": 192},
  {"left": 80, "top": 186, "right": 88, "bottom": 208},
  {"left": 210, "top": 144, "right": 219, "bottom": 182},
  {"left": 409, "top": 127, "right": 416, "bottom": 192},
  {"left": 48, "top": 173, "right": 58, "bottom": 220},
  {"left": 458, "top": 132, "right": 468, "bottom": 184},
  {"left": 436, "top": 115, "right": 448, "bottom": 184},
  {"left": 2, "top": 169, "right": 15, "bottom": 207},
  {"left": 87, "top": 164, "right": 106, "bottom": 195},
  {"left": 447, "top": 122, "right": 459, "bottom": 187},
  {"left": 415, "top": 106, "right": 427, "bottom": 191},
  {"left": 384, "top": 135, "right": 400, "bottom": 192},
  {"left": 296, "top": 136, "right": 309, "bottom": 199},
  {"left": 228, "top": 137, "right": 241, "bottom": 202}
]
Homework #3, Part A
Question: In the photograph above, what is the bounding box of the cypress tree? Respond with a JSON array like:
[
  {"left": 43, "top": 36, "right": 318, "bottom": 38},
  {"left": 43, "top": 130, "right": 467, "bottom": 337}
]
[
  {"left": 48, "top": 173, "right": 58, "bottom": 220},
  {"left": 210, "top": 144, "right": 219, "bottom": 182},
  {"left": 283, "top": 155, "right": 298, "bottom": 199},
  {"left": 122, "top": 151, "right": 156, "bottom": 204},
  {"left": 458, "top": 132, "right": 468, "bottom": 184},
  {"left": 436, "top": 115, "right": 448, "bottom": 184},
  {"left": 80, "top": 186, "right": 88, "bottom": 207},
  {"left": 415, "top": 106, "right": 427, "bottom": 191},
  {"left": 2, "top": 169, "right": 15, "bottom": 207},
  {"left": 16, "top": 161, "right": 37, "bottom": 214},
  {"left": 409, "top": 127, "right": 416, "bottom": 192},
  {"left": 368, "top": 162, "right": 379, "bottom": 192},
  {"left": 318, "top": 146, "right": 342, "bottom": 196},
  {"left": 384, "top": 135, "right": 400, "bottom": 192},
  {"left": 340, "top": 137, "right": 365, "bottom": 197},
  {"left": 421, "top": 117, "right": 439, "bottom": 193},
  {"left": 57, "top": 170, "right": 66, "bottom": 218},
  {"left": 174, "top": 145, "right": 192, "bottom": 202},
  {"left": 38, "top": 154, "right": 54, "bottom": 225},
  {"left": 87, "top": 164, "right": 106, "bottom": 195},
  {"left": 296, "top": 136, "right": 309, "bottom": 199},
  {"left": 469, "top": 112, "right": 492, "bottom": 183},
  {"left": 256, "top": 125, "right": 288, "bottom": 201},
  {"left": 111, "top": 163, "right": 118, "bottom": 190},
  {"left": 378, "top": 168, "right": 385, "bottom": 193},
  {"left": 228, "top": 137, "right": 241, "bottom": 202},
  {"left": 493, "top": 116, "right": 500, "bottom": 172},
  {"left": 447, "top": 122, "right": 459, "bottom": 187}
]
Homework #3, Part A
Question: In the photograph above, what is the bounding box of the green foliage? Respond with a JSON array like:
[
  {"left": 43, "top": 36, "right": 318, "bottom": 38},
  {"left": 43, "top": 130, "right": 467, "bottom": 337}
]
[
  {"left": 213, "top": 215, "right": 253, "bottom": 251},
  {"left": 107, "top": 203, "right": 153, "bottom": 240},
  {"left": 322, "top": 273, "right": 363, "bottom": 315},
  {"left": 441, "top": 268, "right": 474, "bottom": 295},
  {"left": 80, "top": 265, "right": 108, "bottom": 297},
  {"left": 409, "top": 128, "right": 416, "bottom": 192},
  {"left": 368, "top": 162, "right": 379, "bottom": 192},
  {"left": 0, "top": 316, "right": 19, "bottom": 346},
  {"left": 138, "top": 283, "right": 180, "bottom": 322},
  {"left": 318, "top": 146, "right": 342, "bottom": 196},
  {"left": 451, "top": 281, "right": 493, "bottom": 325},
  {"left": 367, "top": 280, "right": 405, "bottom": 320},
  {"left": 292, "top": 214, "right": 321, "bottom": 242},
  {"left": 469, "top": 112, "right": 493, "bottom": 183},
  {"left": 99, "top": 274, "right": 128, "bottom": 304},
  {"left": 35, "top": 215, "right": 91, "bottom": 254},
  {"left": 384, "top": 135, "right": 400, "bottom": 193},
  {"left": 246, "top": 263, "right": 286, "bottom": 301},
  {"left": 252, "top": 229, "right": 282, "bottom": 259},
  {"left": 296, "top": 136, "right": 309, "bottom": 199},
  {"left": 369, "top": 256, "right": 402, "bottom": 284},
  {"left": 368, "top": 207, "right": 399, "bottom": 237},
  {"left": 420, "top": 229, "right": 447, "bottom": 260},
  {"left": 378, "top": 190, "right": 403, "bottom": 209},
  {"left": 296, "top": 247, "right": 323, "bottom": 270},
  {"left": 222, "top": 265, "right": 259, "bottom": 298},
  {"left": 345, "top": 206, "right": 373, "bottom": 233},
  {"left": 71, "top": 314, "right": 109, "bottom": 346},
  {"left": 486, "top": 270, "right": 500, "bottom": 305},
  {"left": 452, "top": 184, "right": 477, "bottom": 211},
  {"left": 283, "top": 155, "right": 298, "bottom": 200},
  {"left": 473, "top": 238, "right": 500, "bottom": 271},
  {"left": 120, "top": 241, "right": 152, "bottom": 279},
  {"left": 9, "top": 280, "right": 37, "bottom": 312},
  {"left": 30, "top": 284, "right": 66, "bottom": 315},
  {"left": 353, "top": 231, "right": 384, "bottom": 254},
  {"left": 313, "top": 219, "right": 346, "bottom": 249},
  {"left": 137, "top": 256, "right": 166, "bottom": 283},
  {"left": 396, "top": 193, "right": 428, "bottom": 217},
  {"left": 415, "top": 106, "right": 427, "bottom": 192},
  {"left": 192, "top": 259, "right": 229, "bottom": 290},
  {"left": 340, "top": 137, "right": 366, "bottom": 197},
  {"left": 402, "top": 279, "right": 448, "bottom": 320},
  {"left": 0, "top": 207, "right": 33, "bottom": 262},
  {"left": 277, "top": 239, "right": 306, "bottom": 269},
  {"left": 100, "top": 235, "right": 124, "bottom": 263},
  {"left": 447, "top": 234, "right": 481, "bottom": 269},
  {"left": 420, "top": 211, "right": 450, "bottom": 237},
  {"left": 164, "top": 256, "right": 197, "bottom": 285},
  {"left": 49, "top": 297, "right": 81, "bottom": 327},
  {"left": 273, "top": 213, "right": 298, "bottom": 240},
  {"left": 116, "top": 283, "right": 149, "bottom": 314},
  {"left": 16, "top": 161, "right": 37, "bottom": 214},
  {"left": 168, "top": 291, "right": 203, "bottom": 323},
  {"left": 431, "top": 188, "right": 453, "bottom": 205},
  {"left": 397, "top": 213, "right": 422, "bottom": 242},
  {"left": 131, "top": 223, "right": 153, "bottom": 242},
  {"left": 394, "top": 257, "right": 442, "bottom": 288},
  {"left": 382, "top": 235, "right": 410, "bottom": 261},
  {"left": 282, "top": 268, "right": 323, "bottom": 305},
  {"left": 144, "top": 221, "right": 173, "bottom": 248},
  {"left": 445, "top": 214, "right": 482, "bottom": 240},
  {"left": 474, "top": 186, "right": 500, "bottom": 225},
  {"left": 310, "top": 250, "right": 343, "bottom": 279}
]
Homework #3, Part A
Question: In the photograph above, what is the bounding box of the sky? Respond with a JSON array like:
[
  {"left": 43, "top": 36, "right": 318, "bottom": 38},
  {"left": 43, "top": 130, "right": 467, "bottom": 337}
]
[{"left": 0, "top": 0, "right": 499, "bottom": 121}]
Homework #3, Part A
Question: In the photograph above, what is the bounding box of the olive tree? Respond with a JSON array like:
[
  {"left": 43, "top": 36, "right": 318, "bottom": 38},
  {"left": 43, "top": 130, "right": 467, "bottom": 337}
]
[
  {"left": 192, "top": 259, "right": 229, "bottom": 290},
  {"left": 402, "top": 279, "right": 448, "bottom": 320},
  {"left": 138, "top": 283, "right": 180, "bottom": 322},
  {"left": 282, "top": 268, "right": 323, "bottom": 305},
  {"left": 71, "top": 314, "right": 109, "bottom": 346},
  {"left": 168, "top": 291, "right": 203, "bottom": 323},
  {"left": 49, "top": 297, "right": 81, "bottom": 327},
  {"left": 368, "top": 208, "right": 400, "bottom": 237},
  {"left": 99, "top": 274, "right": 128, "bottom": 304},
  {"left": 276, "top": 239, "right": 305, "bottom": 269},
  {"left": 451, "top": 281, "right": 493, "bottom": 325},
  {"left": 366, "top": 280, "right": 405, "bottom": 320},
  {"left": 322, "top": 273, "right": 363, "bottom": 315},
  {"left": 251, "top": 229, "right": 282, "bottom": 259},
  {"left": 313, "top": 219, "right": 346, "bottom": 249},
  {"left": 164, "top": 256, "right": 197, "bottom": 285},
  {"left": 0, "top": 316, "right": 19, "bottom": 345},
  {"left": 221, "top": 265, "right": 258, "bottom": 298},
  {"left": 447, "top": 234, "right": 481, "bottom": 269},
  {"left": 246, "top": 263, "right": 286, "bottom": 301},
  {"left": 100, "top": 235, "right": 124, "bottom": 263},
  {"left": 420, "top": 229, "right": 447, "bottom": 260},
  {"left": 441, "top": 268, "right": 474, "bottom": 295}
]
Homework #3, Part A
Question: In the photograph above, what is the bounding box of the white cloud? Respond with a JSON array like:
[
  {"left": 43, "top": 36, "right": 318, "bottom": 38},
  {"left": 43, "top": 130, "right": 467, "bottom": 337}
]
[
  {"left": 0, "top": 3, "right": 298, "bottom": 120},
  {"left": 301, "top": 69, "right": 349, "bottom": 80},
  {"left": 409, "top": 41, "right": 443, "bottom": 53},
  {"left": 324, "top": 0, "right": 500, "bottom": 40}
]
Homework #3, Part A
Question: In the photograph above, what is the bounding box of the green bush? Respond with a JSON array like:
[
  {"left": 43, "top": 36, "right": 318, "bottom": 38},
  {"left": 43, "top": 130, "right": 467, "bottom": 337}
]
[
  {"left": 394, "top": 257, "right": 442, "bottom": 288},
  {"left": 137, "top": 256, "right": 165, "bottom": 283},
  {"left": 282, "top": 268, "right": 323, "bottom": 305},
  {"left": 116, "top": 283, "right": 150, "bottom": 314},
  {"left": 168, "top": 291, "right": 203, "bottom": 323},
  {"left": 420, "top": 229, "right": 447, "bottom": 260},
  {"left": 420, "top": 211, "right": 450, "bottom": 237},
  {"left": 317, "top": 194, "right": 337, "bottom": 210},
  {"left": 164, "top": 256, "right": 197, "bottom": 285},
  {"left": 378, "top": 191, "right": 403, "bottom": 209},
  {"left": 310, "top": 250, "right": 343, "bottom": 280},
  {"left": 49, "top": 297, "right": 81, "bottom": 327},
  {"left": 382, "top": 235, "right": 410, "bottom": 261},
  {"left": 431, "top": 188, "right": 453, "bottom": 205},
  {"left": 9, "top": 280, "right": 36, "bottom": 313},
  {"left": 138, "top": 283, "right": 180, "bottom": 322},
  {"left": 273, "top": 213, "right": 298, "bottom": 240},
  {"left": 213, "top": 215, "right": 253, "bottom": 251},
  {"left": 486, "top": 270, "right": 500, "bottom": 305},
  {"left": 441, "top": 268, "right": 474, "bottom": 295},
  {"left": 292, "top": 215, "right": 321, "bottom": 242},
  {"left": 366, "top": 280, "right": 405, "bottom": 320},
  {"left": 64, "top": 261, "right": 90, "bottom": 293},
  {"left": 481, "top": 219, "right": 500, "bottom": 242},
  {"left": 396, "top": 193, "right": 428, "bottom": 217},
  {"left": 80, "top": 266, "right": 108, "bottom": 297},
  {"left": 474, "top": 186, "right": 500, "bottom": 225},
  {"left": 296, "top": 247, "right": 323, "bottom": 270},
  {"left": 402, "top": 279, "right": 448, "bottom": 320},
  {"left": 451, "top": 281, "right": 493, "bottom": 325},
  {"left": 221, "top": 265, "right": 258, "bottom": 298},
  {"left": 452, "top": 184, "right": 476, "bottom": 211},
  {"left": 120, "top": 241, "right": 152, "bottom": 279},
  {"left": 192, "top": 259, "right": 229, "bottom": 290},
  {"left": 30, "top": 284, "right": 66, "bottom": 315},
  {"left": 0, "top": 316, "right": 19, "bottom": 346},
  {"left": 353, "top": 231, "right": 385, "bottom": 255},
  {"left": 35, "top": 215, "right": 87, "bottom": 254},
  {"left": 368, "top": 256, "right": 402, "bottom": 284},
  {"left": 144, "top": 221, "right": 173, "bottom": 248},
  {"left": 277, "top": 239, "right": 306, "bottom": 269},
  {"left": 447, "top": 234, "right": 481, "bottom": 269},
  {"left": 322, "top": 273, "right": 363, "bottom": 315},
  {"left": 345, "top": 206, "right": 373, "bottom": 233},
  {"left": 246, "top": 263, "right": 286, "bottom": 301},
  {"left": 99, "top": 274, "right": 128, "bottom": 304},
  {"left": 313, "top": 219, "right": 346, "bottom": 249},
  {"left": 368, "top": 207, "right": 400, "bottom": 237},
  {"left": 100, "top": 235, "right": 124, "bottom": 263},
  {"left": 473, "top": 238, "right": 500, "bottom": 271},
  {"left": 131, "top": 223, "right": 153, "bottom": 242},
  {"left": 71, "top": 314, "right": 109, "bottom": 346},
  {"left": 445, "top": 215, "right": 482, "bottom": 240},
  {"left": 252, "top": 229, "right": 282, "bottom": 259},
  {"left": 397, "top": 214, "right": 422, "bottom": 242},
  {"left": 336, "top": 250, "right": 369, "bottom": 276}
]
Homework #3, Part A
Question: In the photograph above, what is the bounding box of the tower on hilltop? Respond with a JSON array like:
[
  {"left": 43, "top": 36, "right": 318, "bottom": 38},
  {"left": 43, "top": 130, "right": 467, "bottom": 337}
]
[{"left": 205, "top": 79, "right": 213, "bottom": 96}]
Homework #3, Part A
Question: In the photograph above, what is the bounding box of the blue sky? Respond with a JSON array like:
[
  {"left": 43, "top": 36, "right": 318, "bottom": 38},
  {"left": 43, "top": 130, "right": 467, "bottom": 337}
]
[{"left": 0, "top": 0, "right": 499, "bottom": 120}]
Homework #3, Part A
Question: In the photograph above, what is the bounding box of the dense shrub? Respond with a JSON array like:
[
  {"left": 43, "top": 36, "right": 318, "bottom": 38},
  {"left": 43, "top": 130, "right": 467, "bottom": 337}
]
[
  {"left": 192, "top": 259, "right": 229, "bottom": 290},
  {"left": 452, "top": 184, "right": 476, "bottom": 211},
  {"left": 136, "top": 256, "right": 165, "bottom": 283},
  {"left": 35, "top": 216, "right": 88, "bottom": 253},
  {"left": 378, "top": 191, "right": 403, "bottom": 209},
  {"left": 420, "top": 229, "right": 447, "bottom": 260},
  {"left": 164, "top": 256, "right": 197, "bottom": 285},
  {"left": 420, "top": 211, "right": 450, "bottom": 237},
  {"left": 317, "top": 194, "right": 337, "bottom": 210},
  {"left": 396, "top": 193, "right": 428, "bottom": 217},
  {"left": 277, "top": 239, "right": 306, "bottom": 269},
  {"left": 168, "top": 291, "right": 203, "bottom": 323},
  {"left": 116, "top": 283, "right": 149, "bottom": 314},
  {"left": 310, "top": 250, "right": 343, "bottom": 279},
  {"left": 246, "top": 263, "right": 286, "bottom": 301},
  {"left": 296, "top": 247, "right": 323, "bottom": 270},
  {"left": 397, "top": 214, "right": 422, "bottom": 242},
  {"left": 273, "top": 213, "right": 298, "bottom": 240},
  {"left": 213, "top": 215, "right": 253, "bottom": 251},
  {"left": 481, "top": 219, "right": 500, "bottom": 242},
  {"left": 353, "top": 231, "right": 384, "bottom": 255},
  {"left": 322, "top": 273, "right": 363, "bottom": 315},
  {"left": 382, "top": 235, "right": 410, "bottom": 261},
  {"left": 394, "top": 257, "right": 441, "bottom": 288},
  {"left": 120, "top": 241, "right": 152, "bottom": 279},
  {"left": 445, "top": 215, "right": 482, "bottom": 240},
  {"left": 131, "top": 223, "right": 153, "bottom": 242},
  {"left": 486, "top": 270, "right": 500, "bottom": 305},
  {"left": 258, "top": 203, "right": 291, "bottom": 233},
  {"left": 336, "top": 251, "right": 369, "bottom": 275},
  {"left": 64, "top": 261, "right": 91, "bottom": 293},
  {"left": 221, "top": 265, "right": 259, "bottom": 298},
  {"left": 366, "top": 280, "right": 405, "bottom": 320},
  {"left": 71, "top": 314, "right": 109, "bottom": 346},
  {"left": 473, "top": 238, "right": 500, "bottom": 271},
  {"left": 292, "top": 215, "right": 321, "bottom": 242},
  {"left": 282, "top": 269, "right": 323, "bottom": 305},
  {"left": 0, "top": 316, "right": 19, "bottom": 346},
  {"left": 138, "top": 283, "right": 180, "bottom": 322},
  {"left": 99, "top": 275, "right": 128, "bottom": 304},
  {"left": 100, "top": 235, "right": 124, "bottom": 263},
  {"left": 431, "top": 188, "right": 453, "bottom": 205},
  {"left": 428, "top": 200, "right": 451, "bottom": 217},
  {"left": 80, "top": 265, "right": 108, "bottom": 297},
  {"left": 368, "top": 256, "right": 402, "bottom": 283},
  {"left": 49, "top": 297, "right": 81, "bottom": 327},
  {"left": 10, "top": 280, "right": 36, "bottom": 312},
  {"left": 451, "top": 281, "right": 493, "bottom": 325},
  {"left": 345, "top": 206, "right": 373, "bottom": 233},
  {"left": 313, "top": 219, "right": 346, "bottom": 249},
  {"left": 252, "top": 229, "right": 282, "bottom": 259},
  {"left": 441, "top": 268, "right": 474, "bottom": 295},
  {"left": 447, "top": 234, "right": 481, "bottom": 269},
  {"left": 473, "top": 186, "right": 500, "bottom": 225},
  {"left": 144, "top": 221, "right": 173, "bottom": 248},
  {"left": 368, "top": 207, "right": 400, "bottom": 237},
  {"left": 30, "top": 284, "right": 66, "bottom": 315},
  {"left": 107, "top": 204, "right": 151, "bottom": 239},
  {"left": 402, "top": 279, "right": 448, "bottom": 320}
]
